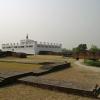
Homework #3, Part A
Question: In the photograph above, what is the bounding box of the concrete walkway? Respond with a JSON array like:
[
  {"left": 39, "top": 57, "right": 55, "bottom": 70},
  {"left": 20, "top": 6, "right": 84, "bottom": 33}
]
[{"left": 74, "top": 60, "right": 100, "bottom": 72}]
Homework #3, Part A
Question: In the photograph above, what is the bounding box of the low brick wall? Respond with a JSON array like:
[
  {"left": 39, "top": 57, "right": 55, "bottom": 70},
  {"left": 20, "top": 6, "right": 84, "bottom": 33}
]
[
  {"left": 0, "top": 63, "right": 70, "bottom": 86},
  {"left": 32, "top": 63, "right": 70, "bottom": 76},
  {"left": 0, "top": 72, "right": 33, "bottom": 86}
]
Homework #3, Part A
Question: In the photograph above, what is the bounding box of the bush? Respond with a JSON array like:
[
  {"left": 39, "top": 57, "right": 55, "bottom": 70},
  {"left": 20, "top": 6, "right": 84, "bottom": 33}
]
[{"left": 84, "top": 59, "right": 100, "bottom": 67}]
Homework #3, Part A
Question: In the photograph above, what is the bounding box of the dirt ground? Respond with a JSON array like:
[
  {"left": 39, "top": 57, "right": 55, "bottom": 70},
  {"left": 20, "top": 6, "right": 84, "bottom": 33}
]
[
  {"left": 41, "top": 59, "right": 100, "bottom": 87},
  {"left": 0, "top": 84, "right": 97, "bottom": 100},
  {"left": 0, "top": 56, "right": 100, "bottom": 100}
]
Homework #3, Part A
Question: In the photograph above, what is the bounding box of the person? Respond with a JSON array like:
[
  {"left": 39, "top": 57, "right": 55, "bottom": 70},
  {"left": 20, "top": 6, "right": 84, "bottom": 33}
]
[{"left": 93, "top": 84, "right": 100, "bottom": 97}]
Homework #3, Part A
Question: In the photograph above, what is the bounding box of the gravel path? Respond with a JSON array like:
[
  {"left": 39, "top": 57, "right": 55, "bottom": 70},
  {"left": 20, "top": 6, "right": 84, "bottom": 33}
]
[{"left": 74, "top": 60, "right": 100, "bottom": 72}]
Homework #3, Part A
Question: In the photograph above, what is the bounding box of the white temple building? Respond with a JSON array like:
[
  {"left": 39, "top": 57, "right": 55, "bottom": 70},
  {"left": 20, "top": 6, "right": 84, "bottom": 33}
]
[{"left": 2, "top": 35, "right": 62, "bottom": 54}]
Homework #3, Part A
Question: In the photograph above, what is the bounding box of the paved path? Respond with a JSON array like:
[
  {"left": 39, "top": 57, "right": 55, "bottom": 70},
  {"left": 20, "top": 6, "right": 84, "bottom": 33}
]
[{"left": 74, "top": 60, "right": 100, "bottom": 72}]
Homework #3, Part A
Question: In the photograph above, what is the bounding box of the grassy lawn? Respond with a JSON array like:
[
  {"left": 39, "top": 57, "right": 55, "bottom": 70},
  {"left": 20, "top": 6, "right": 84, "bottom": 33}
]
[{"left": 84, "top": 59, "right": 100, "bottom": 67}]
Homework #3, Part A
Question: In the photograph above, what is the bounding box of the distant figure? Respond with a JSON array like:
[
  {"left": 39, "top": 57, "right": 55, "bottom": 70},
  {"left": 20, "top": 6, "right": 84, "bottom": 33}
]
[
  {"left": 64, "top": 61, "right": 67, "bottom": 63},
  {"left": 76, "top": 57, "right": 79, "bottom": 60},
  {"left": 93, "top": 84, "right": 100, "bottom": 97}
]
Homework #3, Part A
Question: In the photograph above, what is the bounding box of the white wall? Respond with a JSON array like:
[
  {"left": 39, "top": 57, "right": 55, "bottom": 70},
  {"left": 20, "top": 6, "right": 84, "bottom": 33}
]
[
  {"left": 2, "top": 47, "right": 36, "bottom": 54},
  {"left": 2, "top": 39, "right": 62, "bottom": 54}
]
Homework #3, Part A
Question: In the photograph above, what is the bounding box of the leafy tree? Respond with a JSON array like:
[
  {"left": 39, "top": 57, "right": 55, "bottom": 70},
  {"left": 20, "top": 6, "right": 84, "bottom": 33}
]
[
  {"left": 78, "top": 44, "right": 87, "bottom": 52},
  {"left": 73, "top": 44, "right": 87, "bottom": 53},
  {"left": 89, "top": 45, "right": 100, "bottom": 53},
  {"left": 72, "top": 47, "right": 80, "bottom": 53},
  {"left": 89, "top": 45, "right": 100, "bottom": 61}
]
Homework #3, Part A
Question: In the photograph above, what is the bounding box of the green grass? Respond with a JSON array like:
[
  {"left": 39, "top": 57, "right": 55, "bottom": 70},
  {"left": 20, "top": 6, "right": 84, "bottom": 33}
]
[{"left": 84, "top": 59, "right": 100, "bottom": 67}]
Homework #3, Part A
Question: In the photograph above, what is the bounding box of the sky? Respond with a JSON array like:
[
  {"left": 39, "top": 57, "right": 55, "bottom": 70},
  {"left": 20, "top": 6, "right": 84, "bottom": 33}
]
[{"left": 0, "top": 0, "right": 100, "bottom": 49}]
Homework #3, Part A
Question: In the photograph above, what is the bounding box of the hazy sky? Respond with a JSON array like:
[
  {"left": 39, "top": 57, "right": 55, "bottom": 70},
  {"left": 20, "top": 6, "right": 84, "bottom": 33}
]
[{"left": 0, "top": 0, "right": 100, "bottom": 49}]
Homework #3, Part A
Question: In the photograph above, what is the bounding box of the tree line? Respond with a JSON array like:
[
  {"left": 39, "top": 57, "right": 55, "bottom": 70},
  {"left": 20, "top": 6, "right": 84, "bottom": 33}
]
[{"left": 62, "top": 44, "right": 100, "bottom": 54}]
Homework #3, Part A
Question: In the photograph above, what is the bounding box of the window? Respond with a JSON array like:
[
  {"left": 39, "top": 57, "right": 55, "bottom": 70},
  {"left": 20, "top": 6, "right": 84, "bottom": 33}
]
[
  {"left": 18, "top": 46, "right": 20, "bottom": 48},
  {"left": 26, "top": 45, "right": 33, "bottom": 48},
  {"left": 37, "top": 45, "right": 40, "bottom": 47},
  {"left": 6, "top": 46, "right": 11, "bottom": 48},
  {"left": 28, "top": 45, "right": 33, "bottom": 47},
  {"left": 37, "top": 45, "right": 42, "bottom": 47},
  {"left": 49, "top": 45, "right": 51, "bottom": 48},
  {"left": 18, "top": 46, "right": 24, "bottom": 48},
  {"left": 2, "top": 47, "right": 5, "bottom": 49},
  {"left": 21, "top": 46, "right": 24, "bottom": 48},
  {"left": 14, "top": 46, "right": 17, "bottom": 48}
]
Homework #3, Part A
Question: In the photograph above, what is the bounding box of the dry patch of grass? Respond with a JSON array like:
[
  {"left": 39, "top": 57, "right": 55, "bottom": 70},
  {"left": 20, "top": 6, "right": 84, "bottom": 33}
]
[
  {"left": 0, "top": 55, "right": 65, "bottom": 72},
  {"left": 28, "top": 55, "right": 64, "bottom": 60},
  {"left": 0, "top": 84, "right": 95, "bottom": 100},
  {"left": 0, "top": 62, "right": 41, "bottom": 72},
  {"left": 0, "top": 55, "right": 66, "bottom": 63}
]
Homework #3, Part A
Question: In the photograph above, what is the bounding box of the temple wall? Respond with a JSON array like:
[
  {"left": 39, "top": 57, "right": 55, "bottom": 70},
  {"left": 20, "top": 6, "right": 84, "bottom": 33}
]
[{"left": 1, "top": 38, "right": 62, "bottom": 54}]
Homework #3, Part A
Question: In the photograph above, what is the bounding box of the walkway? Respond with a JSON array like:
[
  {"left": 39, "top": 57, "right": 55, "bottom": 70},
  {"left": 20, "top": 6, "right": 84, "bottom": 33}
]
[{"left": 74, "top": 60, "right": 100, "bottom": 72}]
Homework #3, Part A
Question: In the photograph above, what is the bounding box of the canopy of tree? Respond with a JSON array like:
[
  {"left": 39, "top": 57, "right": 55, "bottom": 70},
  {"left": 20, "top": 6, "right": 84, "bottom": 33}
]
[
  {"left": 89, "top": 45, "right": 100, "bottom": 53},
  {"left": 73, "top": 44, "right": 87, "bottom": 53}
]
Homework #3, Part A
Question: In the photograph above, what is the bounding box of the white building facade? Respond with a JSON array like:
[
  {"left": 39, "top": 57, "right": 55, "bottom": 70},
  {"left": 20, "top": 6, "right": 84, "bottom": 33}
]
[{"left": 2, "top": 35, "right": 62, "bottom": 54}]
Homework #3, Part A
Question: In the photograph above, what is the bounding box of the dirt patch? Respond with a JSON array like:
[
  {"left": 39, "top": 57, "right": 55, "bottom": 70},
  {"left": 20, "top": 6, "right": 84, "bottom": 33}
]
[{"left": 0, "top": 84, "right": 97, "bottom": 100}]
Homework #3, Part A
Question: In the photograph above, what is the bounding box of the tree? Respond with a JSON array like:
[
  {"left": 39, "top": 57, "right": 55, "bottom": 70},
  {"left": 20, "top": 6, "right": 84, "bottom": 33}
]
[
  {"left": 89, "top": 45, "right": 100, "bottom": 61},
  {"left": 78, "top": 44, "right": 87, "bottom": 52},
  {"left": 72, "top": 47, "right": 80, "bottom": 53},
  {"left": 89, "top": 45, "right": 100, "bottom": 53},
  {"left": 73, "top": 44, "right": 87, "bottom": 53}
]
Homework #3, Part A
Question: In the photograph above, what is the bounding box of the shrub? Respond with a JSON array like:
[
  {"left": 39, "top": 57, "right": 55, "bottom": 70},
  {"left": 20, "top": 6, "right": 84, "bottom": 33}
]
[{"left": 84, "top": 59, "right": 100, "bottom": 67}]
